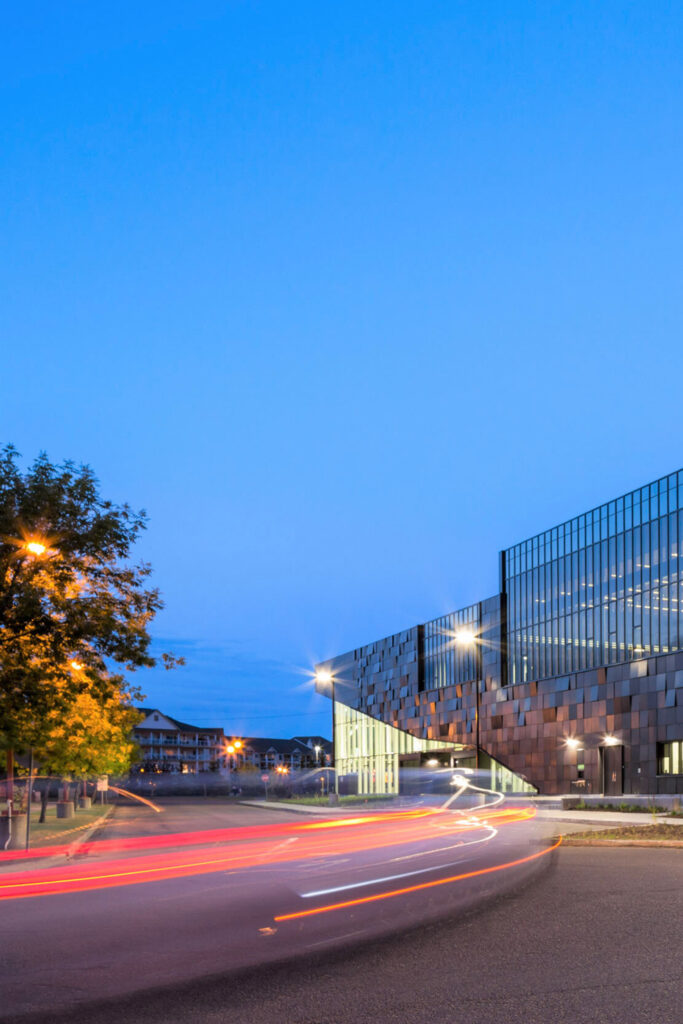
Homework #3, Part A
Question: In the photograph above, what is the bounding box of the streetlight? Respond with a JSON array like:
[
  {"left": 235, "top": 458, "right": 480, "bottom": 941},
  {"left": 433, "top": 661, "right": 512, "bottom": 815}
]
[
  {"left": 453, "top": 630, "right": 480, "bottom": 770},
  {"left": 315, "top": 668, "right": 337, "bottom": 796},
  {"left": 314, "top": 744, "right": 321, "bottom": 766},
  {"left": 25, "top": 541, "right": 47, "bottom": 556}
]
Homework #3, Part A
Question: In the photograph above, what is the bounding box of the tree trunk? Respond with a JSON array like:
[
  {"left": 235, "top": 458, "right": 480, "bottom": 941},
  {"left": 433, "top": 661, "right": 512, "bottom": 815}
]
[{"left": 39, "top": 777, "right": 52, "bottom": 824}]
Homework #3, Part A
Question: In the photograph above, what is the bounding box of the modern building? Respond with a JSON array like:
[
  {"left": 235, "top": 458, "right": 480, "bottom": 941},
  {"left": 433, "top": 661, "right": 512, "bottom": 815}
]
[
  {"left": 132, "top": 709, "right": 226, "bottom": 774},
  {"left": 316, "top": 469, "right": 683, "bottom": 796}
]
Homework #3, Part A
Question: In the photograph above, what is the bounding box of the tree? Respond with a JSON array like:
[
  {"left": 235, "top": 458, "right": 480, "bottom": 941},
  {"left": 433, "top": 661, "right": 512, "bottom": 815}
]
[
  {"left": 0, "top": 445, "right": 181, "bottom": 781},
  {"left": 33, "top": 681, "right": 144, "bottom": 818}
]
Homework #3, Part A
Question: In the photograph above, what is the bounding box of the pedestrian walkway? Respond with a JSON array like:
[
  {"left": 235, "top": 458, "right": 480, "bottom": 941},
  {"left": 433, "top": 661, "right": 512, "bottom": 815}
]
[
  {"left": 240, "top": 797, "right": 683, "bottom": 830},
  {"left": 537, "top": 807, "right": 683, "bottom": 829},
  {"left": 239, "top": 799, "right": 353, "bottom": 816}
]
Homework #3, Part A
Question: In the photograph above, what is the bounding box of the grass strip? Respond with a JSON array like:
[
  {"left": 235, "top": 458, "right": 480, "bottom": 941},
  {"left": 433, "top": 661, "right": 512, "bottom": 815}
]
[{"left": 563, "top": 823, "right": 683, "bottom": 843}]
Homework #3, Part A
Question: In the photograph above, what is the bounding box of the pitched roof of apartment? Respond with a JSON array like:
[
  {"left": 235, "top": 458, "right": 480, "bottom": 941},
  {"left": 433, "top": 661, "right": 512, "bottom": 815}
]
[
  {"left": 242, "top": 737, "right": 311, "bottom": 755},
  {"left": 135, "top": 708, "right": 224, "bottom": 735},
  {"left": 291, "top": 735, "right": 332, "bottom": 749}
]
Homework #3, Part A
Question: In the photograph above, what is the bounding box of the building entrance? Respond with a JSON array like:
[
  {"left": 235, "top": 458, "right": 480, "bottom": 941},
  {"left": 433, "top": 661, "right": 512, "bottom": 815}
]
[{"left": 601, "top": 745, "right": 624, "bottom": 796}]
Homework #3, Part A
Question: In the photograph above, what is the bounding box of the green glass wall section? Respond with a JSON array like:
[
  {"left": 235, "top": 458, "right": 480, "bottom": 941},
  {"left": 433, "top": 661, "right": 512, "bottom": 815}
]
[
  {"left": 478, "top": 751, "right": 537, "bottom": 794},
  {"left": 334, "top": 705, "right": 536, "bottom": 795},
  {"left": 423, "top": 603, "right": 480, "bottom": 689},
  {"left": 505, "top": 470, "right": 683, "bottom": 683},
  {"left": 657, "top": 740, "right": 683, "bottom": 775},
  {"left": 334, "top": 703, "right": 453, "bottom": 795}
]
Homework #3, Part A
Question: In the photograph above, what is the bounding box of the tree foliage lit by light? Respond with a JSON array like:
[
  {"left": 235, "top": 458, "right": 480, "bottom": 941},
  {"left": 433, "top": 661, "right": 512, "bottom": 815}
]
[{"left": 0, "top": 444, "right": 182, "bottom": 767}]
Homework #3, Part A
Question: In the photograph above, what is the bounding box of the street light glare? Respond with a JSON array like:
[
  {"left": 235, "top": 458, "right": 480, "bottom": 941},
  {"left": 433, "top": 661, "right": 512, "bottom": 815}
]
[
  {"left": 25, "top": 540, "right": 47, "bottom": 556},
  {"left": 315, "top": 669, "right": 333, "bottom": 685},
  {"left": 565, "top": 737, "right": 580, "bottom": 749},
  {"left": 454, "top": 629, "right": 476, "bottom": 645}
]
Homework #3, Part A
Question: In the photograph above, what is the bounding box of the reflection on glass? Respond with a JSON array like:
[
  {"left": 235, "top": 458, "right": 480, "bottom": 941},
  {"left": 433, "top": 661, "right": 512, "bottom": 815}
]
[
  {"left": 505, "top": 471, "right": 683, "bottom": 683},
  {"left": 657, "top": 740, "right": 683, "bottom": 775},
  {"left": 334, "top": 703, "right": 455, "bottom": 795},
  {"left": 423, "top": 604, "right": 480, "bottom": 689}
]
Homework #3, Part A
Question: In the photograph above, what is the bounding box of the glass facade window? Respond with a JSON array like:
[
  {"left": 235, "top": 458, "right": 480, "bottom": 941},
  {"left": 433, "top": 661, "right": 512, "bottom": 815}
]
[
  {"left": 423, "top": 604, "right": 480, "bottom": 689},
  {"left": 657, "top": 740, "right": 683, "bottom": 775},
  {"left": 334, "top": 704, "right": 536, "bottom": 796},
  {"left": 334, "top": 703, "right": 452, "bottom": 795},
  {"left": 504, "top": 470, "right": 683, "bottom": 684},
  {"left": 478, "top": 751, "right": 537, "bottom": 795}
]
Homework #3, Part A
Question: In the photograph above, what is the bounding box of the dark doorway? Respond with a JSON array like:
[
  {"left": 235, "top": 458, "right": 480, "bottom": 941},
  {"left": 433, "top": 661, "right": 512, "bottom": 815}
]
[{"left": 601, "top": 744, "right": 624, "bottom": 796}]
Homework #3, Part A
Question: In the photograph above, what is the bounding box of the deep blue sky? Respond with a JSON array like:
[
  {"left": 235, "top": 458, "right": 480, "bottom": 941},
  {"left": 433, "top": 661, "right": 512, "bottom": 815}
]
[{"left": 2, "top": 2, "right": 683, "bottom": 737}]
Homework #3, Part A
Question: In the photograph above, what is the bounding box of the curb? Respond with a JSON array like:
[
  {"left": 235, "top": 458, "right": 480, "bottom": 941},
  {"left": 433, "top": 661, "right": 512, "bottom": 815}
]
[
  {"left": 0, "top": 806, "right": 116, "bottom": 872},
  {"left": 66, "top": 805, "right": 114, "bottom": 857},
  {"left": 238, "top": 800, "right": 350, "bottom": 816},
  {"left": 561, "top": 837, "right": 683, "bottom": 848},
  {"left": 539, "top": 814, "right": 683, "bottom": 827}
]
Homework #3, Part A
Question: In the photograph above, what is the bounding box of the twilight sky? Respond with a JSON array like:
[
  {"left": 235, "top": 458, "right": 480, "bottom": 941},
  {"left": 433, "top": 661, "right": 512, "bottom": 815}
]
[{"left": 2, "top": 2, "right": 683, "bottom": 737}]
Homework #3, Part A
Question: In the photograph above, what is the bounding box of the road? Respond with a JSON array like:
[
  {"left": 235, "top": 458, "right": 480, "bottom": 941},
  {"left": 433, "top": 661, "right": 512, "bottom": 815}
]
[{"left": 1, "top": 801, "right": 681, "bottom": 1024}]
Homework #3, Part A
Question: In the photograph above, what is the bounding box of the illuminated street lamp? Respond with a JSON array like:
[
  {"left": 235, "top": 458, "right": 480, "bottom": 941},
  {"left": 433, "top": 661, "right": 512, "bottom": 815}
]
[
  {"left": 315, "top": 668, "right": 337, "bottom": 796},
  {"left": 25, "top": 540, "right": 47, "bottom": 556},
  {"left": 453, "top": 629, "right": 480, "bottom": 770}
]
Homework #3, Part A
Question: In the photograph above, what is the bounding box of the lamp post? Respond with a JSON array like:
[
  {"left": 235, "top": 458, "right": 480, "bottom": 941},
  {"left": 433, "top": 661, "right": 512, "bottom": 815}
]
[
  {"left": 454, "top": 629, "right": 480, "bottom": 771},
  {"left": 315, "top": 669, "right": 337, "bottom": 796}
]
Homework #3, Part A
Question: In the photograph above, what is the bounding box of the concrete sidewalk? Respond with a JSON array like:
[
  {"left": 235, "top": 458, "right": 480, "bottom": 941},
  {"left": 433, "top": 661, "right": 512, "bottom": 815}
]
[
  {"left": 240, "top": 798, "right": 683, "bottom": 830},
  {"left": 537, "top": 808, "right": 683, "bottom": 829},
  {"left": 238, "top": 799, "right": 355, "bottom": 816}
]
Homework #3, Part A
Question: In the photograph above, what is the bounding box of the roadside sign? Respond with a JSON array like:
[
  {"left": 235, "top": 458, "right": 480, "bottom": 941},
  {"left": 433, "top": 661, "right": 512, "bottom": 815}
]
[
  {"left": 261, "top": 774, "right": 269, "bottom": 782},
  {"left": 96, "top": 776, "right": 109, "bottom": 792}
]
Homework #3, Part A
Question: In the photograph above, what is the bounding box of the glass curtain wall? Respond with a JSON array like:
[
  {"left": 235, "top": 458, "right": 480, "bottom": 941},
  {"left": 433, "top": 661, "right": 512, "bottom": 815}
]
[
  {"left": 423, "top": 604, "right": 480, "bottom": 689},
  {"left": 505, "top": 471, "right": 683, "bottom": 684},
  {"left": 657, "top": 741, "right": 683, "bottom": 775},
  {"left": 334, "top": 703, "right": 452, "bottom": 795},
  {"left": 478, "top": 751, "right": 537, "bottom": 794}
]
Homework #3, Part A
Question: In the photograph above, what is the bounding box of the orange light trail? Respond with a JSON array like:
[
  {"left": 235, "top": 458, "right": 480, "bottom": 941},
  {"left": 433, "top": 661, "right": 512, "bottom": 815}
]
[
  {"left": 107, "top": 785, "right": 163, "bottom": 812},
  {"left": 0, "top": 805, "right": 532, "bottom": 865},
  {"left": 0, "top": 805, "right": 538, "bottom": 901},
  {"left": 274, "top": 837, "right": 563, "bottom": 921}
]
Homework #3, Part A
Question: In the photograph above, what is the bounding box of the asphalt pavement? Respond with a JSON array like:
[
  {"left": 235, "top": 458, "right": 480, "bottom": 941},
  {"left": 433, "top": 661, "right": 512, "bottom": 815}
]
[
  {"left": 2, "top": 800, "right": 681, "bottom": 1024},
  {"left": 2, "top": 833, "right": 681, "bottom": 1024}
]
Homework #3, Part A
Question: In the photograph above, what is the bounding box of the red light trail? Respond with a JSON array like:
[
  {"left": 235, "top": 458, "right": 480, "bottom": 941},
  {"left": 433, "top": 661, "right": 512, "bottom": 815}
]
[{"left": 0, "top": 805, "right": 540, "bottom": 902}]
